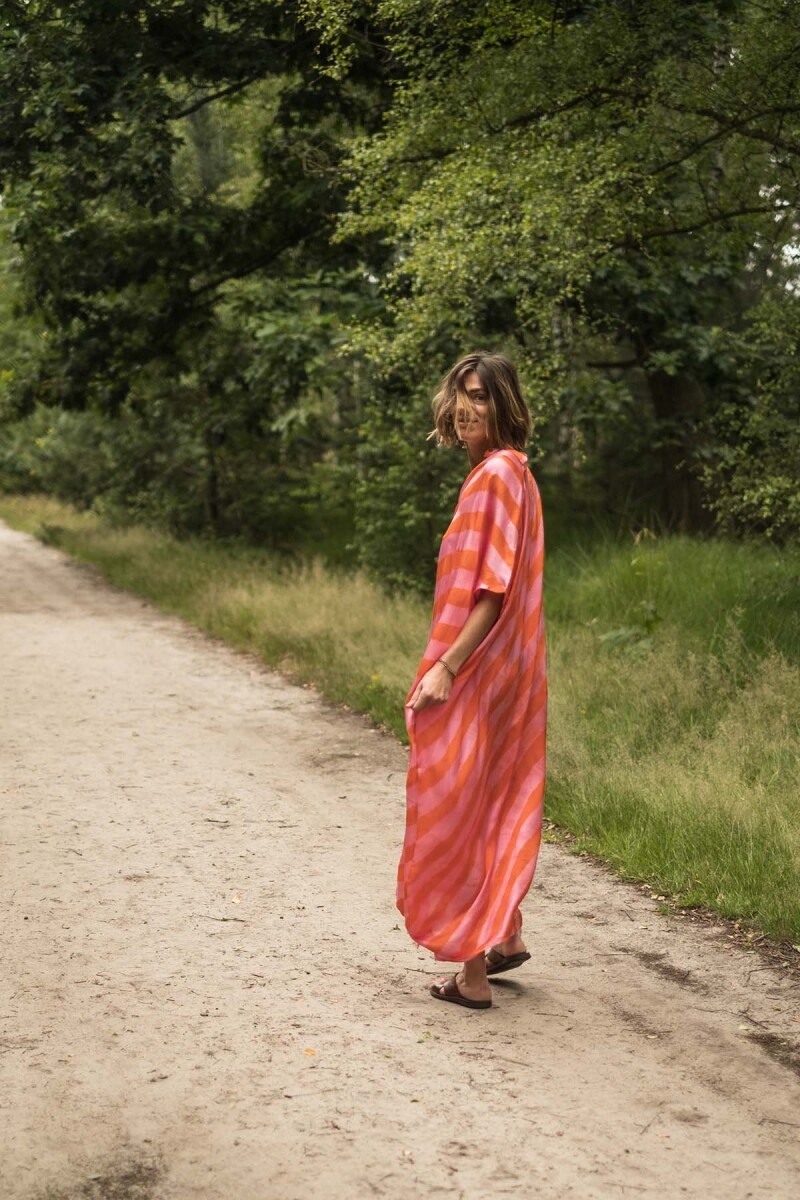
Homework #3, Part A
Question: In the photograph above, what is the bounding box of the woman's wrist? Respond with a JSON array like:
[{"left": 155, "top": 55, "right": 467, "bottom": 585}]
[{"left": 437, "top": 657, "right": 458, "bottom": 679}]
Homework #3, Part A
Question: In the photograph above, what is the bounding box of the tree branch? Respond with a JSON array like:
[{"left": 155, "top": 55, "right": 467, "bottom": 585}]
[
  {"left": 170, "top": 75, "right": 263, "bottom": 121},
  {"left": 189, "top": 242, "right": 295, "bottom": 299},
  {"left": 648, "top": 125, "right": 734, "bottom": 178},
  {"left": 585, "top": 357, "right": 641, "bottom": 369},
  {"left": 618, "top": 202, "right": 788, "bottom": 246},
  {"left": 392, "top": 84, "right": 641, "bottom": 166},
  {"left": 502, "top": 86, "right": 641, "bottom": 134},
  {"left": 658, "top": 100, "right": 800, "bottom": 157}
]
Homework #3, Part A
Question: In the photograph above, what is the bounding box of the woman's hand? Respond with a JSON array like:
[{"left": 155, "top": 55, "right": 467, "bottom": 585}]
[
  {"left": 405, "top": 594, "right": 503, "bottom": 715},
  {"left": 405, "top": 662, "right": 454, "bottom": 713}
]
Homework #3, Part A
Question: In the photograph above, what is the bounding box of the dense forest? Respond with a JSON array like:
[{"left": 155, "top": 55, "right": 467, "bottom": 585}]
[{"left": 1, "top": 0, "right": 799, "bottom": 589}]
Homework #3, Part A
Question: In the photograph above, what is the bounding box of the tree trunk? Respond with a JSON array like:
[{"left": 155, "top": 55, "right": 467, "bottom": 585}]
[{"left": 646, "top": 370, "right": 713, "bottom": 532}]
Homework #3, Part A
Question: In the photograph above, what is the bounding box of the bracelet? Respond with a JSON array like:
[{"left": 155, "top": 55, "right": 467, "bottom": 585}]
[{"left": 438, "top": 657, "right": 457, "bottom": 679}]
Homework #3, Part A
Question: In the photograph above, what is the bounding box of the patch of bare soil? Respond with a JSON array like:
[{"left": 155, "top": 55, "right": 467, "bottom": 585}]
[
  {"left": 34, "top": 1151, "right": 164, "bottom": 1200},
  {"left": 2, "top": 520, "right": 800, "bottom": 1200}
]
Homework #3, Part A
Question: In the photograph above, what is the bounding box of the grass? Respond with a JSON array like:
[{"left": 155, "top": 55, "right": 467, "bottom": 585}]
[{"left": 2, "top": 493, "right": 799, "bottom": 943}]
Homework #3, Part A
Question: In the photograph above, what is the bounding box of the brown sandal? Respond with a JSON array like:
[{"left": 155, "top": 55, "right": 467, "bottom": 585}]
[
  {"left": 430, "top": 975, "right": 492, "bottom": 1009},
  {"left": 485, "top": 949, "right": 531, "bottom": 977}
]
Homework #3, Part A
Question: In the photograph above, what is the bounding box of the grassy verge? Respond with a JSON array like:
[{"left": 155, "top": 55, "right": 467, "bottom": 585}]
[{"left": 2, "top": 494, "right": 799, "bottom": 944}]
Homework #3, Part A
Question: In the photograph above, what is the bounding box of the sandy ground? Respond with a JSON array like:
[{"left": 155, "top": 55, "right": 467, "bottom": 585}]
[{"left": 1, "top": 520, "right": 800, "bottom": 1200}]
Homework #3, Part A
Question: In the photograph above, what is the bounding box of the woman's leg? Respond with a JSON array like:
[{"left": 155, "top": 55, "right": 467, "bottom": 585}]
[
  {"left": 433, "top": 951, "right": 492, "bottom": 1003},
  {"left": 460, "top": 952, "right": 491, "bottom": 1000},
  {"left": 493, "top": 931, "right": 527, "bottom": 956},
  {"left": 493, "top": 907, "right": 527, "bottom": 957}
]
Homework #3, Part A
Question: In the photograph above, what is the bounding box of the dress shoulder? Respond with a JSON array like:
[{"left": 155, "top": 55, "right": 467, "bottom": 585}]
[{"left": 467, "top": 449, "right": 526, "bottom": 496}]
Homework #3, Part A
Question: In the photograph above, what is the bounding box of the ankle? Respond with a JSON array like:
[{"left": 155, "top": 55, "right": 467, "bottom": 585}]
[{"left": 462, "top": 954, "right": 488, "bottom": 987}]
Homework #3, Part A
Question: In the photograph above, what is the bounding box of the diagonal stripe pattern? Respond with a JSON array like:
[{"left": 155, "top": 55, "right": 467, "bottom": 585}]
[{"left": 398, "top": 447, "right": 547, "bottom": 962}]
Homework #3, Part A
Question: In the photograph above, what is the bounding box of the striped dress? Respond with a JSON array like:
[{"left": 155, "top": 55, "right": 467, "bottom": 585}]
[{"left": 398, "top": 446, "right": 547, "bottom": 962}]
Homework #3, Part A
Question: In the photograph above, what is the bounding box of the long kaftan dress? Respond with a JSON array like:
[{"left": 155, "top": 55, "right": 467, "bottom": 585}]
[{"left": 397, "top": 446, "right": 547, "bottom": 962}]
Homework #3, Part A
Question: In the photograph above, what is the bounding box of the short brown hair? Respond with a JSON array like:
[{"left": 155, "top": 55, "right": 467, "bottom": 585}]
[{"left": 429, "top": 351, "right": 531, "bottom": 450}]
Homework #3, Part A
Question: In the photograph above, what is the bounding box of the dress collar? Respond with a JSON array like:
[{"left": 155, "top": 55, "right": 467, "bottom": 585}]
[
  {"left": 482, "top": 447, "right": 528, "bottom": 463},
  {"left": 462, "top": 445, "right": 528, "bottom": 489}
]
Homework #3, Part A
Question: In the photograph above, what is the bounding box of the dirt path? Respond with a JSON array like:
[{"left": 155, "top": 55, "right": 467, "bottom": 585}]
[{"left": 1, "top": 520, "right": 799, "bottom": 1200}]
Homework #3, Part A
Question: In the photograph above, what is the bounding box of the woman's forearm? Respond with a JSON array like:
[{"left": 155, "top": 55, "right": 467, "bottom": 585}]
[
  {"left": 442, "top": 591, "right": 504, "bottom": 674},
  {"left": 406, "top": 592, "right": 504, "bottom": 713}
]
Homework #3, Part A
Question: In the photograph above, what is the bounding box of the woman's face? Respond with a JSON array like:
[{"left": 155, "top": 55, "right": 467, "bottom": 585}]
[{"left": 455, "top": 370, "right": 493, "bottom": 452}]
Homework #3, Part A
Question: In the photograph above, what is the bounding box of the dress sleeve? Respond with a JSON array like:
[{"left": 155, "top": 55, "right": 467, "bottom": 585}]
[
  {"left": 415, "top": 455, "right": 527, "bottom": 686},
  {"left": 458, "top": 456, "right": 524, "bottom": 604}
]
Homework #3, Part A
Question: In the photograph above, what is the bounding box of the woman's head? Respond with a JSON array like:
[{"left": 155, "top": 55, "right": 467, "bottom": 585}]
[{"left": 430, "top": 352, "right": 531, "bottom": 451}]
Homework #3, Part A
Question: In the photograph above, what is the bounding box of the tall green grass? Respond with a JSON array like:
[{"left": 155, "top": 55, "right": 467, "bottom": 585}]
[{"left": 2, "top": 495, "right": 799, "bottom": 942}]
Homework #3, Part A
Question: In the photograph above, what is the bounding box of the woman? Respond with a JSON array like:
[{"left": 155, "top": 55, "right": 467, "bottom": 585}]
[{"left": 399, "top": 351, "right": 547, "bottom": 1011}]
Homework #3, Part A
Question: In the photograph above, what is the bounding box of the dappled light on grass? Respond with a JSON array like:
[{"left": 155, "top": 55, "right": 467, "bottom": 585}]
[{"left": 2, "top": 494, "right": 798, "bottom": 940}]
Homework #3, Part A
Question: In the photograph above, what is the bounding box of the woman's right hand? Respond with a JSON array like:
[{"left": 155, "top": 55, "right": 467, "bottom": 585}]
[{"left": 405, "top": 663, "right": 454, "bottom": 713}]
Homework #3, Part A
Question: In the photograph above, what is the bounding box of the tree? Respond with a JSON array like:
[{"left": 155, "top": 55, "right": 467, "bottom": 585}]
[
  {"left": 0, "top": 1, "right": 387, "bottom": 407},
  {"left": 3, "top": 1, "right": 799, "bottom": 568},
  {"left": 0, "top": 1, "right": 389, "bottom": 542},
  {"left": 306, "top": 0, "right": 800, "bottom": 534}
]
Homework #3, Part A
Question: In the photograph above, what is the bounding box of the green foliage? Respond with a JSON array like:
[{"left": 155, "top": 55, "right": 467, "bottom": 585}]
[
  {"left": 0, "top": 405, "right": 114, "bottom": 502},
  {"left": 1, "top": 0, "right": 800, "bottom": 579},
  {"left": 309, "top": 0, "right": 800, "bottom": 537},
  {"left": 0, "top": 211, "right": 43, "bottom": 421},
  {"left": 702, "top": 295, "right": 800, "bottom": 539},
  {"left": 0, "top": 2, "right": 333, "bottom": 408},
  {"left": 352, "top": 382, "right": 466, "bottom": 592},
  {"left": 0, "top": 3, "right": 388, "bottom": 552},
  {"left": 0, "top": 266, "right": 374, "bottom": 545}
]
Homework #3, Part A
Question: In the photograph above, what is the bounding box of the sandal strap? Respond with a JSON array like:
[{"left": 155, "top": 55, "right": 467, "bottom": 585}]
[{"left": 434, "top": 975, "right": 459, "bottom": 996}]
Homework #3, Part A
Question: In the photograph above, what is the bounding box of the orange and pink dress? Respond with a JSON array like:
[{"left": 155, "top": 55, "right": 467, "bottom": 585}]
[{"left": 398, "top": 446, "right": 547, "bottom": 962}]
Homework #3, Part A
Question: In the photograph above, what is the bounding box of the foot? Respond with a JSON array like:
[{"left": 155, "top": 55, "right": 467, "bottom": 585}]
[
  {"left": 492, "top": 933, "right": 527, "bottom": 958},
  {"left": 432, "top": 968, "right": 491, "bottom": 1006}
]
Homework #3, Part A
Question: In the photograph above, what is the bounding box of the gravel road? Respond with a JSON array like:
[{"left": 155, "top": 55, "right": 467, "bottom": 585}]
[{"left": 2, "top": 520, "right": 799, "bottom": 1200}]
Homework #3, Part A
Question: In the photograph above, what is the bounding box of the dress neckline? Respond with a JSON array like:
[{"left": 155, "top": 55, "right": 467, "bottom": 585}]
[
  {"left": 462, "top": 446, "right": 528, "bottom": 488},
  {"left": 482, "top": 447, "right": 528, "bottom": 463}
]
